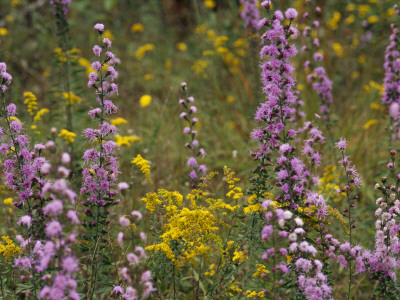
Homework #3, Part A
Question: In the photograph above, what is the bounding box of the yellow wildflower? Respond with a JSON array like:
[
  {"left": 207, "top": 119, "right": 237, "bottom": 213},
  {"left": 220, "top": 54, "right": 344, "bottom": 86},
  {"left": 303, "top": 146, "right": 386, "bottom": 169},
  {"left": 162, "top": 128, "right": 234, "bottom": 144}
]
[
  {"left": 115, "top": 135, "right": 140, "bottom": 147},
  {"left": 367, "top": 15, "right": 379, "bottom": 23},
  {"left": 332, "top": 43, "right": 343, "bottom": 57},
  {"left": 253, "top": 264, "right": 270, "bottom": 278},
  {"left": 130, "top": 23, "right": 144, "bottom": 33},
  {"left": 232, "top": 250, "right": 248, "bottom": 264},
  {"left": 139, "top": 95, "right": 152, "bottom": 108},
  {"left": 23, "top": 92, "right": 38, "bottom": 116},
  {"left": 103, "top": 30, "right": 114, "bottom": 40},
  {"left": 34, "top": 108, "right": 50, "bottom": 122},
  {"left": 344, "top": 15, "right": 355, "bottom": 25},
  {"left": 135, "top": 43, "right": 155, "bottom": 60},
  {"left": 227, "top": 95, "right": 235, "bottom": 103},
  {"left": 0, "top": 236, "right": 22, "bottom": 262},
  {"left": 63, "top": 92, "right": 81, "bottom": 105},
  {"left": 0, "top": 28, "right": 8, "bottom": 36},
  {"left": 3, "top": 198, "right": 13, "bottom": 205},
  {"left": 191, "top": 59, "right": 208, "bottom": 75},
  {"left": 327, "top": 12, "right": 341, "bottom": 30},
  {"left": 363, "top": 119, "right": 378, "bottom": 130},
  {"left": 224, "top": 166, "right": 243, "bottom": 200},
  {"left": 204, "top": 0, "right": 216, "bottom": 9},
  {"left": 176, "top": 42, "right": 187, "bottom": 51},
  {"left": 132, "top": 154, "right": 152, "bottom": 183},
  {"left": 110, "top": 117, "right": 128, "bottom": 127},
  {"left": 144, "top": 73, "right": 154, "bottom": 80},
  {"left": 58, "top": 129, "right": 76, "bottom": 144}
]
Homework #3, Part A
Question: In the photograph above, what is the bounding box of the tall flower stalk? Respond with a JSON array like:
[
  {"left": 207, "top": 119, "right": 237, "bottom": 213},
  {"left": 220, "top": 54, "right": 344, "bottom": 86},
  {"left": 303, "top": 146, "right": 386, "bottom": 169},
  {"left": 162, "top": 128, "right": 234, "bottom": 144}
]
[
  {"left": 81, "top": 23, "right": 120, "bottom": 299},
  {"left": 179, "top": 82, "right": 207, "bottom": 187}
]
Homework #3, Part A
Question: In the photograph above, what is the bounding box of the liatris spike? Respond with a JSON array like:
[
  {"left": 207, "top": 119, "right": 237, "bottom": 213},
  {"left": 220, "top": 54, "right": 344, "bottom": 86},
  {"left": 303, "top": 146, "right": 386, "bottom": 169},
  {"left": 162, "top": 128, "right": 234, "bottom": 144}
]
[
  {"left": 81, "top": 23, "right": 121, "bottom": 298},
  {"left": 240, "top": 0, "right": 260, "bottom": 34},
  {"left": 179, "top": 82, "right": 207, "bottom": 187}
]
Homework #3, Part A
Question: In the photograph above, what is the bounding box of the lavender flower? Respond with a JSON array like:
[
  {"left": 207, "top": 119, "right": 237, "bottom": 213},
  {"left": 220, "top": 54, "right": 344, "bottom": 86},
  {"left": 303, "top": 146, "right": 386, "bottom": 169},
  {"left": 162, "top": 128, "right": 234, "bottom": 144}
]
[
  {"left": 240, "top": 0, "right": 260, "bottom": 33},
  {"left": 179, "top": 83, "right": 207, "bottom": 187}
]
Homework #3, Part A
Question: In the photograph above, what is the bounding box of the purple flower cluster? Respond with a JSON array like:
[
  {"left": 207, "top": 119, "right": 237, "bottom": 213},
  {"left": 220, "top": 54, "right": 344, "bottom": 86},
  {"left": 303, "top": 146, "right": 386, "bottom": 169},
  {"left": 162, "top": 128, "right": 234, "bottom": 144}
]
[
  {"left": 81, "top": 24, "right": 121, "bottom": 230},
  {"left": 261, "top": 200, "right": 332, "bottom": 299},
  {"left": 113, "top": 210, "right": 156, "bottom": 299},
  {"left": 179, "top": 82, "right": 207, "bottom": 186},
  {"left": 254, "top": 6, "right": 332, "bottom": 299},
  {"left": 382, "top": 8, "right": 400, "bottom": 138},
  {"left": 12, "top": 153, "right": 80, "bottom": 299},
  {"left": 240, "top": 0, "right": 260, "bottom": 33},
  {"left": 50, "top": 0, "right": 72, "bottom": 17},
  {"left": 302, "top": 6, "right": 334, "bottom": 121},
  {"left": 0, "top": 63, "right": 49, "bottom": 239}
]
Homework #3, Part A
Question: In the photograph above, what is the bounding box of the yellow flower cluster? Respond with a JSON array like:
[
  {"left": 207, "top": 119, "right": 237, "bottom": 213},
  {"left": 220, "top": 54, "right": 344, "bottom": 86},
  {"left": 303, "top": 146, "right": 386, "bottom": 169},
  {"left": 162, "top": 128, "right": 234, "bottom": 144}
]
[
  {"left": 0, "top": 236, "right": 21, "bottom": 262},
  {"left": 110, "top": 117, "right": 128, "bottom": 127},
  {"left": 23, "top": 92, "right": 38, "bottom": 116},
  {"left": 327, "top": 205, "right": 349, "bottom": 234},
  {"left": 246, "top": 290, "right": 265, "bottom": 298},
  {"left": 232, "top": 250, "right": 248, "bottom": 264},
  {"left": 54, "top": 47, "right": 80, "bottom": 63},
  {"left": 34, "top": 108, "right": 50, "bottom": 122},
  {"left": 3, "top": 197, "right": 13, "bottom": 212},
  {"left": 318, "top": 165, "right": 345, "bottom": 203},
  {"left": 132, "top": 154, "right": 152, "bottom": 183},
  {"left": 145, "top": 172, "right": 239, "bottom": 268},
  {"left": 58, "top": 129, "right": 76, "bottom": 144},
  {"left": 224, "top": 166, "right": 243, "bottom": 200},
  {"left": 62, "top": 92, "right": 81, "bottom": 105},
  {"left": 204, "top": 264, "right": 215, "bottom": 277},
  {"left": 115, "top": 135, "right": 140, "bottom": 147},
  {"left": 135, "top": 44, "right": 155, "bottom": 60},
  {"left": 139, "top": 95, "right": 152, "bottom": 108},
  {"left": 131, "top": 23, "right": 144, "bottom": 33},
  {"left": 253, "top": 264, "right": 270, "bottom": 278}
]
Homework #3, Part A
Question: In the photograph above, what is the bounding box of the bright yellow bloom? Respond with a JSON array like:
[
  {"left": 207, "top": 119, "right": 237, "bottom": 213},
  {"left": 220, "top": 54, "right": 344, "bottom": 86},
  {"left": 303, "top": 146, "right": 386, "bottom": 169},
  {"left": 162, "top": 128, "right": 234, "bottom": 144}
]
[
  {"left": 363, "top": 119, "right": 378, "bottom": 130},
  {"left": 132, "top": 154, "right": 152, "bottom": 183},
  {"left": 0, "top": 28, "right": 8, "bottom": 36},
  {"left": 176, "top": 42, "right": 187, "bottom": 51},
  {"left": 135, "top": 44, "right": 155, "bottom": 60},
  {"left": 204, "top": 0, "right": 216, "bottom": 9},
  {"left": 115, "top": 135, "right": 140, "bottom": 147},
  {"left": 11, "top": 0, "right": 20, "bottom": 6},
  {"left": 367, "top": 15, "right": 379, "bottom": 23},
  {"left": 3, "top": 198, "right": 13, "bottom": 205},
  {"left": 232, "top": 250, "right": 248, "bottom": 263},
  {"left": 130, "top": 23, "right": 144, "bottom": 33},
  {"left": 139, "top": 95, "right": 152, "bottom": 108},
  {"left": 246, "top": 290, "right": 265, "bottom": 298},
  {"left": 144, "top": 73, "right": 154, "bottom": 80},
  {"left": 58, "top": 129, "right": 76, "bottom": 144},
  {"left": 253, "top": 264, "right": 270, "bottom": 278},
  {"left": 78, "top": 58, "right": 95, "bottom": 75},
  {"left": 332, "top": 43, "right": 343, "bottom": 57},
  {"left": 23, "top": 92, "right": 38, "bottom": 116},
  {"left": 34, "top": 108, "right": 50, "bottom": 122},
  {"left": 63, "top": 92, "right": 81, "bottom": 105},
  {"left": 191, "top": 59, "right": 209, "bottom": 75},
  {"left": 344, "top": 15, "right": 355, "bottom": 25},
  {"left": 103, "top": 30, "right": 114, "bottom": 40},
  {"left": 0, "top": 236, "right": 22, "bottom": 262},
  {"left": 327, "top": 12, "right": 341, "bottom": 30},
  {"left": 224, "top": 166, "right": 243, "bottom": 200},
  {"left": 195, "top": 24, "right": 208, "bottom": 35},
  {"left": 227, "top": 95, "right": 235, "bottom": 103},
  {"left": 358, "top": 5, "right": 371, "bottom": 18},
  {"left": 110, "top": 117, "right": 128, "bottom": 127}
]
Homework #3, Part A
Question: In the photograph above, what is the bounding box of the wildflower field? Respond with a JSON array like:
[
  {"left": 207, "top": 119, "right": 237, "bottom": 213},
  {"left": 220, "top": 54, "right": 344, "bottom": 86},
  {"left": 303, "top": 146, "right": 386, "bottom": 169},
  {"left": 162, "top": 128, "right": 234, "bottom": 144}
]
[{"left": 1, "top": 0, "right": 400, "bottom": 299}]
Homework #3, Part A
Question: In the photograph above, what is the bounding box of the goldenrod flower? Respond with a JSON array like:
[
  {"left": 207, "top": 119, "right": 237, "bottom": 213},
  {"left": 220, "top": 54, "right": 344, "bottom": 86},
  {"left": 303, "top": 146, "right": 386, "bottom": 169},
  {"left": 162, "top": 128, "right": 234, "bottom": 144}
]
[
  {"left": 58, "top": 129, "right": 76, "bottom": 144},
  {"left": 139, "top": 95, "right": 152, "bottom": 108}
]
